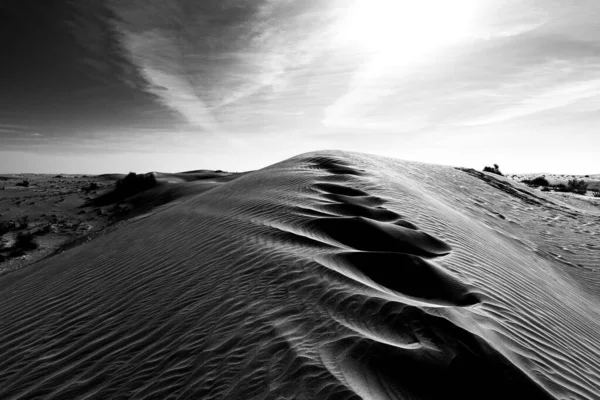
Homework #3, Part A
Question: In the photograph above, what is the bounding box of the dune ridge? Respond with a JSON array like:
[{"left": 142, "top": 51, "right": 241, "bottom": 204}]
[{"left": 0, "top": 151, "right": 598, "bottom": 399}]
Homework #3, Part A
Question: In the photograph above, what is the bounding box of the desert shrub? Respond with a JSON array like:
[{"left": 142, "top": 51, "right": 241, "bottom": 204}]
[
  {"left": 551, "top": 183, "right": 568, "bottom": 192},
  {"left": 82, "top": 182, "right": 99, "bottom": 192},
  {"left": 522, "top": 176, "right": 549, "bottom": 187},
  {"left": 16, "top": 180, "right": 30, "bottom": 187},
  {"left": 15, "top": 231, "right": 37, "bottom": 250},
  {"left": 483, "top": 164, "right": 503, "bottom": 176},
  {"left": 591, "top": 189, "right": 600, "bottom": 198},
  {"left": 114, "top": 172, "right": 158, "bottom": 197},
  {"left": 567, "top": 178, "right": 588, "bottom": 195},
  {"left": 541, "top": 186, "right": 550, "bottom": 192},
  {"left": 9, "top": 249, "right": 25, "bottom": 258}
]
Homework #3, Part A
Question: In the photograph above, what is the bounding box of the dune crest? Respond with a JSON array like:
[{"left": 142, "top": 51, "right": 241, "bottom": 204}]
[{"left": 0, "top": 151, "right": 598, "bottom": 399}]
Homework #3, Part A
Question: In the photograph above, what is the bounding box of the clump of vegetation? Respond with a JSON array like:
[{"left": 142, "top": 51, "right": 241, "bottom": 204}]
[
  {"left": 522, "top": 176, "right": 550, "bottom": 187},
  {"left": 591, "top": 189, "right": 600, "bottom": 198},
  {"left": 82, "top": 182, "right": 99, "bottom": 192},
  {"left": 483, "top": 164, "right": 503, "bottom": 176},
  {"left": 567, "top": 178, "right": 588, "bottom": 195},
  {"left": 14, "top": 231, "right": 37, "bottom": 250},
  {"left": 114, "top": 172, "right": 158, "bottom": 198},
  {"left": 9, "top": 249, "right": 25, "bottom": 258},
  {"left": 16, "top": 180, "right": 30, "bottom": 187}
]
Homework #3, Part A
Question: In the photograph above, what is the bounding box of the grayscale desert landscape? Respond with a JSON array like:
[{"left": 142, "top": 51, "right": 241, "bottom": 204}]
[
  {"left": 3, "top": 0, "right": 600, "bottom": 398},
  {"left": 0, "top": 151, "right": 598, "bottom": 399}
]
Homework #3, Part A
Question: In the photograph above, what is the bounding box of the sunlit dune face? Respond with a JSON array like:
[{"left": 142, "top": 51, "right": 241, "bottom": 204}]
[{"left": 334, "top": 0, "right": 481, "bottom": 61}]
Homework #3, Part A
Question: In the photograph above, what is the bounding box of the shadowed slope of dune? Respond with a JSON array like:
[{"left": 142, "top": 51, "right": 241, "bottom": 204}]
[{"left": 0, "top": 151, "right": 598, "bottom": 399}]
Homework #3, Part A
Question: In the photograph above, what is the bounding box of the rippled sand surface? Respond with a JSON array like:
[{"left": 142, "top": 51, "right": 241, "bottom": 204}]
[{"left": 1, "top": 151, "right": 598, "bottom": 399}]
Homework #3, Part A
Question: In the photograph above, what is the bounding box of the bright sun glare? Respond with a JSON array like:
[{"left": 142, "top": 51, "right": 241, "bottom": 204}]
[{"left": 335, "top": 0, "right": 481, "bottom": 59}]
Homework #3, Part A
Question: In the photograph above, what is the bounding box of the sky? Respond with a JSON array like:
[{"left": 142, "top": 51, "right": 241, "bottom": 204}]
[{"left": 1, "top": 0, "right": 599, "bottom": 174}]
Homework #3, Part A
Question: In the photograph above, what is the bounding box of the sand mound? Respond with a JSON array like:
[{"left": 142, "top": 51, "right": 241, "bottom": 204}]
[{"left": 0, "top": 151, "right": 598, "bottom": 399}]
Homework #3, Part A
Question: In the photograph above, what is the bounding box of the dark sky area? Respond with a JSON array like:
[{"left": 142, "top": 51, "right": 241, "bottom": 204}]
[{"left": 0, "top": 1, "right": 180, "bottom": 151}]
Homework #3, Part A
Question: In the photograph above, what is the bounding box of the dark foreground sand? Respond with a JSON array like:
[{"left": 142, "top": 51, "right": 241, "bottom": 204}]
[{"left": 0, "top": 151, "right": 598, "bottom": 399}]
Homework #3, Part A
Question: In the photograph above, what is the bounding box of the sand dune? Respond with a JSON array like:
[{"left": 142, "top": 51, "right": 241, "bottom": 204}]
[{"left": 0, "top": 151, "right": 599, "bottom": 399}]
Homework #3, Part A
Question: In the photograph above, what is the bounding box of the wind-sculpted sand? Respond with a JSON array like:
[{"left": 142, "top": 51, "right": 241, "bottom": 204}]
[{"left": 0, "top": 151, "right": 599, "bottom": 399}]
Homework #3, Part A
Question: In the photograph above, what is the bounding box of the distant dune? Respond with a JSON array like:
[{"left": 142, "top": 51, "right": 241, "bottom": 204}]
[
  {"left": 0, "top": 151, "right": 598, "bottom": 399},
  {"left": 0, "top": 170, "right": 242, "bottom": 275}
]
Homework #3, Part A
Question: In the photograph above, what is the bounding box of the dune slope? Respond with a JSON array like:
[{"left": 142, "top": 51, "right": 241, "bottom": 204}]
[{"left": 0, "top": 151, "right": 598, "bottom": 399}]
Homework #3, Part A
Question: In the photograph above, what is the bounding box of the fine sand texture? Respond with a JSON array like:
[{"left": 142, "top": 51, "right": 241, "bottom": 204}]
[{"left": 0, "top": 151, "right": 598, "bottom": 399}]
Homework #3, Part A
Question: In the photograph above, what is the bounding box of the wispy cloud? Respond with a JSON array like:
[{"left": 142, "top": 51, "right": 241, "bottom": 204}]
[
  {"left": 112, "top": 0, "right": 333, "bottom": 133},
  {"left": 461, "top": 78, "right": 600, "bottom": 126},
  {"left": 124, "top": 31, "right": 219, "bottom": 131}
]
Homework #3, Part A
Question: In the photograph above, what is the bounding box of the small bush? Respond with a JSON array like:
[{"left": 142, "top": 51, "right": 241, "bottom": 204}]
[
  {"left": 16, "top": 180, "right": 30, "bottom": 187},
  {"left": 591, "top": 189, "right": 600, "bottom": 198},
  {"left": 9, "top": 249, "right": 25, "bottom": 258},
  {"left": 114, "top": 172, "right": 158, "bottom": 197},
  {"left": 82, "top": 182, "right": 99, "bottom": 192},
  {"left": 522, "top": 176, "right": 549, "bottom": 187},
  {"left": 15, "top": 231, "right": 37, "bottom": 250},
  {"left": 567, "top": 178, "right": 588, "bottom": 195},
  {"left": 483, "top": 164, "right": 503, "bottom": 176}
]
